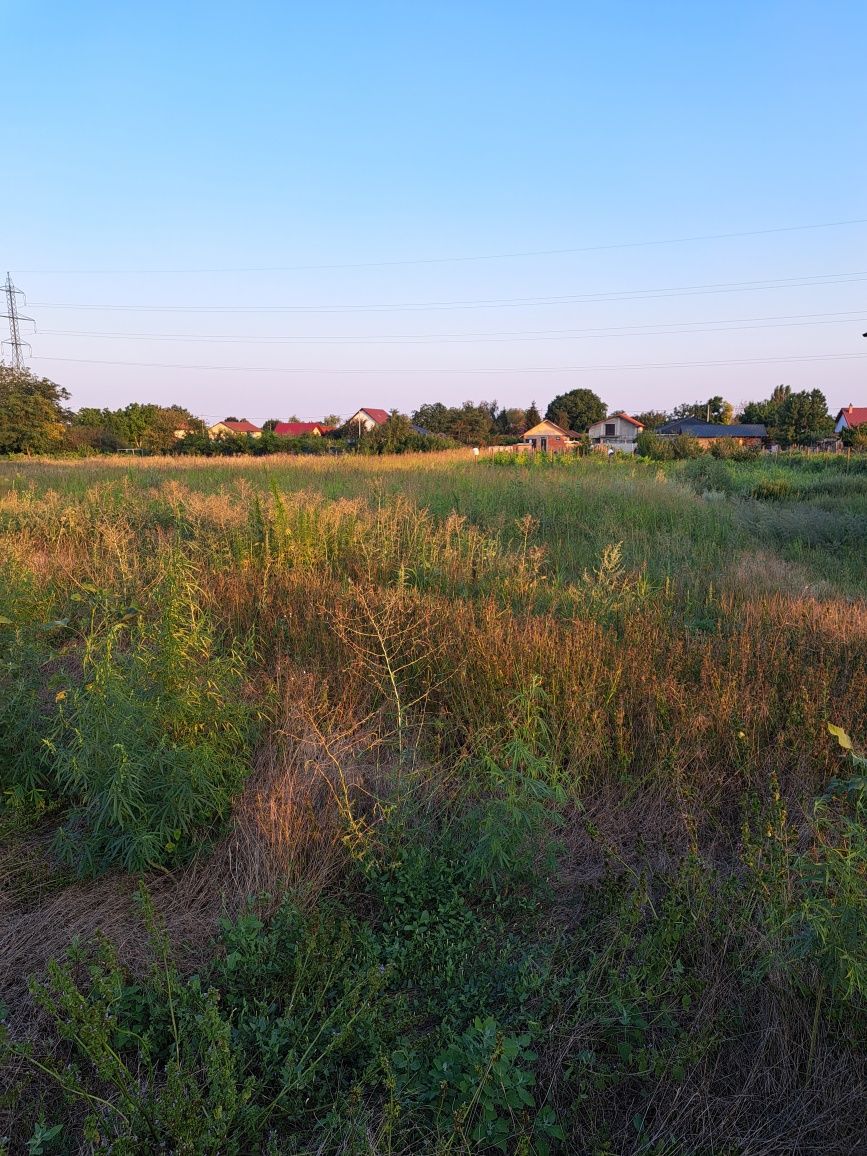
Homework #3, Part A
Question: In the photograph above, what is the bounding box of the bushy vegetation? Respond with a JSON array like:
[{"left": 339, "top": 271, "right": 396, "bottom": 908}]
[
  {"left": 1, "top": 558, "right": 257, "bottom": 874},
  {"left": 1, "top": 451, "right": 865, "bottom": 1153}
]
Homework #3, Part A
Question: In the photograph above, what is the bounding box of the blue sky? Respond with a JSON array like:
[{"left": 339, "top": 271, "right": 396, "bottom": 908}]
[{"left": 6, "top": 1, "right": 867, "bottom": 422}]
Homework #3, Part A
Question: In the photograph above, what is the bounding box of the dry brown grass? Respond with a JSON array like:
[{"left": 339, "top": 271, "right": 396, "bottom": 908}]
[{"left": 0, "top": 669, "right": 383, "bottom": 1023}]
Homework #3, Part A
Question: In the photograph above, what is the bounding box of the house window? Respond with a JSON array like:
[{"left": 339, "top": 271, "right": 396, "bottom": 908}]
[
  {"left": 540, "top": 437, "right": 548, "bottom": 451},
  {"left": 605, "top": 423, "right": 616, "bottom": 437}
]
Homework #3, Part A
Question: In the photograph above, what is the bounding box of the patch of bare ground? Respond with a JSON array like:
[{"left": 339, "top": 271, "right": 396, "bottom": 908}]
[{"left": 552, "top": 788, "right": 691, "bottom": 915}]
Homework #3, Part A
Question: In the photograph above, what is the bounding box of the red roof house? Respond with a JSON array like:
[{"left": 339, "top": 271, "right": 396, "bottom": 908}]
[
  {"left": 273, "top": 421, "right": 334, "bottom": 437},
  {"left": 611, "top": 412, "right": 644, "bottom": 428},
  {"left": 835, "top": 404, "right": 867, "bottom": 433},
  {"left": 346, "top": 407, "right": 391, "bottom": 432}
]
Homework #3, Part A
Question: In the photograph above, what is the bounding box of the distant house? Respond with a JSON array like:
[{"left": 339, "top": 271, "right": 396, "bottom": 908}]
[
  {"left": 522, "top": 419, "right": 580, "bottom": 452},
  {"left": 587, "top": 412, "right": 644, "bottom": 454},
  {"left": 657, "top": 417, "right": 767, "bottom": 447},
  {"left": 345, "top": 408, "right": 391, "bottom": 434},
  {"left": 834, "top": 404, "right": 867, "bottom": 434},
  {"left": 273, "top": 421, "right": 334, "bottom": 437},
  {"left": 173, "top": 422, "right": 194, "bottom": 440},
  {"left": 208, "top": 419, "right": 262, "bottom": 439}
]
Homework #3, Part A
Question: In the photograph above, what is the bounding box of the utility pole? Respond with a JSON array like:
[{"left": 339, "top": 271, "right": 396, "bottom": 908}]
[{"left": 2, "top": 273, "right": 33, "bottom": 369}]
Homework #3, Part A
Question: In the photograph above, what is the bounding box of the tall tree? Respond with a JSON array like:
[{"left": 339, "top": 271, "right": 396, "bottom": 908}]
[
  {"left": 410, "top": 401, "right": 497, "bottom": 444},
  {"left": 739, "top": 385, "right": 792, "bottom": 426},
  {"left": 411, "top": 402, "right": 452, "bottom": 434},
  {"left": 544, "top": 388, "right": 606, "bottom": 432},
  {"left": 774, "top": 389, "right": 832, "bottom": 445},
  {"left": 495, "top": 407, "right": 528, "bottom": 436},
  {"left": 70, "top": 402, "right": 202, "bottom": 452},
  {"left": 449, "top": 402, "right": 496, "bottom": 445},
  {"left": 525, "top": 401, "right": 542, "bottom": 428},
  {"left": 671, "top": 396, "right": 734, "bottom": 424},
  {"left": 0, "top": 367, "right": 70, "bottom": 454},
  {"left": 634, "top": 409, "right": 668, "bottom": 429}
]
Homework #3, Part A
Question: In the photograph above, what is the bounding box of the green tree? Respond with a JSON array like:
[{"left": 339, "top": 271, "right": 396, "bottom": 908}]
[
  {"left": 69, "top": 406, "right": 125, "bottom": 451},
  {"left": 634, "top": 409, "right": 668, "bottom": 429},
  {"left": 842, "top": 423, "right": 867, "bottom": 450},
  {"left": 739, "top": 384, "right": 792, "bottom": 427},
  {"left": 774, "top": 388, "right": 832, "bottom": 445},
  {"left": 494, "top": 407, "right": 528, "bottom": 436},
  {"left": 450, "top": 402, "right": 496, "bottom": 445},
  {"left": 411, "top": 402, "right": 452, "bottom": 435},
  {"left": 544, "top": 389, "right": 606, "bottom": 432},
  {"left": 70, "top": 403, "right": 201, "bottom": 453},
  {"left": 360, "top": 411, "right": 456, "bottom": 454},
  {"left": 0, "top": 366, "right": 70, "bottom": 454},
  {"left": 525, "top": 401, "right": 542, "bottom": 428},
  {"left": 410, "top": 401, "right": 497, "bottom": 445},
  {"left": 671, "top": 396, "right": 734, "bottom": 424}
]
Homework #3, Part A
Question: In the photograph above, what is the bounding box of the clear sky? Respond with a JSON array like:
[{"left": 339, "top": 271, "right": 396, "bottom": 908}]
[{"left": 5, "top": 0, "right": 867, "bottom": 423}]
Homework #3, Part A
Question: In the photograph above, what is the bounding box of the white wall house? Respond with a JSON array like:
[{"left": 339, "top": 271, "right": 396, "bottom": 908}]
[
  {"left": 834, "top": 405, "right": 867, "bottom": 434},
  {"left": 345, "top": 408, "right": 391, "bottom": 433},
  {"left": 587, "top": 413, "right": 644, "bottom": 453}
]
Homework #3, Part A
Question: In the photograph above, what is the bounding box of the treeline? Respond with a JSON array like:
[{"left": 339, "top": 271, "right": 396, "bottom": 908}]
[
  {"left": 636, "top": 386, "right": 849, "bottom": 447},
  {"left": 179, "top": 415, "right": 459, "bottom": 457},
  {"left": 68, "top": 403, "right": 204, "bottom": 452},
  {"left": 410, "top": 400, "right": 540, "bottom": 444},
  {"left": 2, "top": 366, "right": 864, "bottom": 458}
]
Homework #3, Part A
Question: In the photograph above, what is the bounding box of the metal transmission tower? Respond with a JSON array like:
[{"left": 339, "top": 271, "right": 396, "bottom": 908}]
[{"left": 2, "top": 272, "right": 33, "bottom": 369}]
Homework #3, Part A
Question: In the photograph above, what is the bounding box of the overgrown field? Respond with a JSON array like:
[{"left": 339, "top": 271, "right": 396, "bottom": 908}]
[{"left": 1, "top": 450, "right": 865, "bottom": 1154}]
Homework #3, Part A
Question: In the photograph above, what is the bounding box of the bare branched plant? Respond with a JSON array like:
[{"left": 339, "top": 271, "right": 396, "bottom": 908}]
[{"left": 332, "top": 585, "right": 451, "bottom": 760}]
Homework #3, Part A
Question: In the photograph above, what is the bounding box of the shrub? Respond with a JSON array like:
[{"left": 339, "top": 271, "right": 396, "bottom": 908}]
[
  {"left": 751, "top": 475, "right": 793, "bottom": 501},
  {"left": 635, "top": 430, "right": 674, "bottom": 460},
  {"left": 47, "top": 563, "right": 257, "bottom": 874},
  {"left": 792, "top": 728, "right": 867, "bottom": 1020},
  {"left": 709, "top": 438, "right": 757, "bottom": 461},
  {"left": 10, "top": 891, "right": 384, "bottom": 1154},
  {"left": 0, "top": 630, "right": 53, "bottom": 815},
  {"left": 669, "top": 433, "right": 704, "bottom": 459},
  {"left": 682, "top": 456, "right": 736, "bottom": 497},
  {"left": 0, "top": 565, "right": 65, "bottom": 818}
]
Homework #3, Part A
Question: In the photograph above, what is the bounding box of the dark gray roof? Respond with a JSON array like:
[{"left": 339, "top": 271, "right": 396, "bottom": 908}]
[{"left": 657, "top": 420, "right": 767, "bottom": 438}]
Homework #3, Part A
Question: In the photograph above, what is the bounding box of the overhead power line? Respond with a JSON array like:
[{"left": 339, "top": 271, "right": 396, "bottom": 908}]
[
  {"left": 12, "top": 216, "right": 867, "bottom": 274},
  {"left": 29, "top": 270, "right": 867, "bottom": 315},
  {"left": 36, "top": 313, "right": 866, "bottom": 346},
  {"left": 31, "top": 352, "right": 867, "bottom": 375}
]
